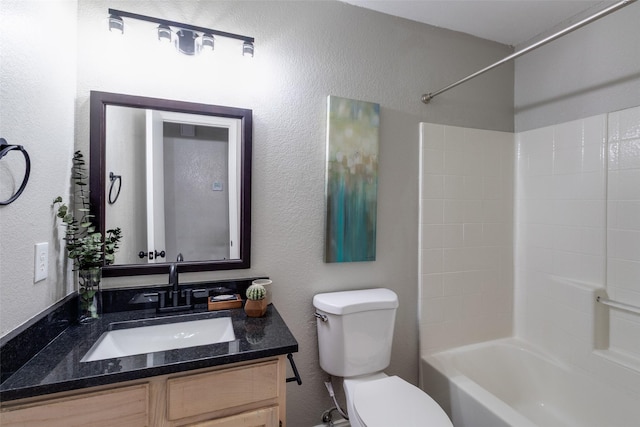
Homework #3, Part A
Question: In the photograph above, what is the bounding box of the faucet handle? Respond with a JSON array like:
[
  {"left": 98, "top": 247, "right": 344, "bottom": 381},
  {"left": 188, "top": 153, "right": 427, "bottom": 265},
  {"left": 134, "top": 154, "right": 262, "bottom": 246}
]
[
  {"left": 157, "top": 290, "right": 167, "bottom": 308},
  {"left": 182, "top": 288, "right": 192, "bottom": 306},
  {"left": 190, "top": 288, "right": 209, "bottom": 299}
]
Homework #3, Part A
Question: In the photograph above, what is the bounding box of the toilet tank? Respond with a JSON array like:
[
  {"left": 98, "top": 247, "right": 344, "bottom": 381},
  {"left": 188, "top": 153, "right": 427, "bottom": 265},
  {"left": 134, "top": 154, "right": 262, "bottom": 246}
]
[{"left": 313, "top": 288, "right": 399, "bottom": 377}]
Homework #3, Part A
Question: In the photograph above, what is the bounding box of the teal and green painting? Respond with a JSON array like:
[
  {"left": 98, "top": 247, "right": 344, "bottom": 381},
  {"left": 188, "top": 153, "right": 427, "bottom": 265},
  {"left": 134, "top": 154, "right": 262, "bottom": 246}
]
[{"left": 325, "top": 96, "right": 379, "bottom": 263}]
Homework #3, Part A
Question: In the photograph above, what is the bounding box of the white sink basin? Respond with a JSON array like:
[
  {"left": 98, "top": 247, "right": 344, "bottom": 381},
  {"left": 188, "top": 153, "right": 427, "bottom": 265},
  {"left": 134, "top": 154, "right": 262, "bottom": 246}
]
[{"left": 81, "top": 316, "right": 235, "bottom": 362}]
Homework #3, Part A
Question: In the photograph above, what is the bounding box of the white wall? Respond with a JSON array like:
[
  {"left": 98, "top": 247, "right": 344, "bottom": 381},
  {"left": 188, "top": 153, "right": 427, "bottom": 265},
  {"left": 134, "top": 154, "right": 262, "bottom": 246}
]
[
  {"left": 0, "top": 0, "right": 77, "bottom": 336},
  {"left": 419, "top": 124, "right": 514, "bottom": 354},
  {"left": 1, "top": 1, "right": 514, "bottom": 425}
]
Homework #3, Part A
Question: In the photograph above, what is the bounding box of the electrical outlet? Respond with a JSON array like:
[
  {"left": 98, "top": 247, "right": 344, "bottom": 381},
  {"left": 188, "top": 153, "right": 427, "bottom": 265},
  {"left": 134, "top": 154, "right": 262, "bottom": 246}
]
[{"left": 34, "top": 242, "right": 48, "bottom": 283}]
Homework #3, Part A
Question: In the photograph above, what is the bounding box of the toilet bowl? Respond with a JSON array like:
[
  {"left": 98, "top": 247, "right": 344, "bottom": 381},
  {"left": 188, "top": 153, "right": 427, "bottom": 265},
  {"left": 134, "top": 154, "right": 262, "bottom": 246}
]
[
  {"left": 313, "top": 288, "right": 452, "bottom": 427},
  {"left": 344, "top": 374, "right": 453, "bottom": 427}
]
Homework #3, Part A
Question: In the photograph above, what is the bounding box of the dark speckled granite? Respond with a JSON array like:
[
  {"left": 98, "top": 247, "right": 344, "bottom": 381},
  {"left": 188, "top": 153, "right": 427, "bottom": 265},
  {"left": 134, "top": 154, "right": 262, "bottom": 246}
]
[
  {"left": 0, "top": 294, "right": 76, "bottom": 384},
  {"left": 0, "top": 281, "right": 298, "bottom": 403}
]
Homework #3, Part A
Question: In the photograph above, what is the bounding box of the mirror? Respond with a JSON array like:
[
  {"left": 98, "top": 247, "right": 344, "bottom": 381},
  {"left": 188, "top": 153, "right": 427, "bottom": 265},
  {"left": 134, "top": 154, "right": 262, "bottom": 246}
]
[{"left": 90, "top": 91, "right": 252, "bottom": 277}]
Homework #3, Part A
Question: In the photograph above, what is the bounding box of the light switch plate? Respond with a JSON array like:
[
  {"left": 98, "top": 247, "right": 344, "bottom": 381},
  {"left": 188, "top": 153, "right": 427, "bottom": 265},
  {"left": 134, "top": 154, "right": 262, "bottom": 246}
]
[{"left": 34, "top": 242, "right": 48, "bottom": 282}]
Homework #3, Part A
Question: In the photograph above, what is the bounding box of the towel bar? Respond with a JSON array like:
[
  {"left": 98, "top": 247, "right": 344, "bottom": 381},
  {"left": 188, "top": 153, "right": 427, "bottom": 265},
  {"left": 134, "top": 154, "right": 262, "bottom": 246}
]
[{"left": 596, "top": 296, "right": 640, "bottom": 315}]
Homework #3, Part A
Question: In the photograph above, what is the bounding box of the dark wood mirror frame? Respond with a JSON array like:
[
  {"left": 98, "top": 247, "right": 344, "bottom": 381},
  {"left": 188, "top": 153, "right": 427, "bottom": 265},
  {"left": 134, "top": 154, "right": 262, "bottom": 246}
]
[{"left": 89, "top": 91, "right": 252, "bottom": 277}]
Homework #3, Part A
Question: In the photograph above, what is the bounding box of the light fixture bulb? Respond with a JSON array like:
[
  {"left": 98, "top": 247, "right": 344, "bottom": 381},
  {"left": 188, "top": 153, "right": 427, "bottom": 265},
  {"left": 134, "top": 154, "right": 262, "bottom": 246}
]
[
  {"left": 242, "top": 41, "right": 254, "bottom": 57},
  {"left": 201, "top": 33, "right": 215, "bottom": 52},
  {"left": 157, "top": 24, "right": 172, "bottom": 43},
  {"left": 108, "top": 14, "right": 124, "bottom": 34},
  {"left": 176, "top": 29, "right": 198, "bottom": 55}
]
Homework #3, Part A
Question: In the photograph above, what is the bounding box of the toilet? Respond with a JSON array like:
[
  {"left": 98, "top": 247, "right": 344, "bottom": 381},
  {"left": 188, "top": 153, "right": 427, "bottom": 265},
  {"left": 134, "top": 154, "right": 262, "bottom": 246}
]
[{"left": 313, "top": 288, "right": 453, "bottom": 427}]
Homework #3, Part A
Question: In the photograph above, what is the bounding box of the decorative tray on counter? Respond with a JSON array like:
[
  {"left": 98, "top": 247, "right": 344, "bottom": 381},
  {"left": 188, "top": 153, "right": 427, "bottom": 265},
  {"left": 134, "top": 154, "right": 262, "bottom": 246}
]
[{"left": 207, "top": 294, "right": 242, "bottom": 311}]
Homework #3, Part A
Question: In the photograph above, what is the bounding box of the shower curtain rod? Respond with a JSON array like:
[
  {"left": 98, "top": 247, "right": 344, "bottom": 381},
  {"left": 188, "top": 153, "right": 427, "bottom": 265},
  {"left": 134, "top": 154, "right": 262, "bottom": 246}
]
[{"left": 421, "top": 0, "right": 637, "bottom": 104}]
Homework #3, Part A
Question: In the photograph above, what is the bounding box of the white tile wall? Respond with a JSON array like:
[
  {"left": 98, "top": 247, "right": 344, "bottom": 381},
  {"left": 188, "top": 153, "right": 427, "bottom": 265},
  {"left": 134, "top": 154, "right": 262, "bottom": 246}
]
[
  {"left": 607, "top": 105, "right": 640, "bottom": 358},
  {"left": 515, "top": 114, "right": 607, "bottom": 350},
  {"left": 515, "top": 108, "right": 640, "bottom": 397},
  {"left": 420, "top": 110, "right": 640, "bottom": 395},
  {"left": 516, "top": 115, "right": 607, "bottom": 286},
  {"left": 419, "top": 124, "right": 514, "bottom": 354}
]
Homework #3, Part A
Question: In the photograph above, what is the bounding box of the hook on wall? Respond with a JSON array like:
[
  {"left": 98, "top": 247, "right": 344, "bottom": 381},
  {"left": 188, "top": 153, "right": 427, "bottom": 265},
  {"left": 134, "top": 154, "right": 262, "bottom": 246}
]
[
  {"left": 0, "top": 138, "right": 31, "bottom": 206},
  {"left": 108, "top": 172, "right": 122, "bottom": 204}
]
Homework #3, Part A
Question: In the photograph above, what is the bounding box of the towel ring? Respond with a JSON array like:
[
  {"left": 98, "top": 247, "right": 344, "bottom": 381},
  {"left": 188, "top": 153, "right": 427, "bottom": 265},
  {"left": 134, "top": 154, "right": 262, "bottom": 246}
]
[
  {"left": 108, "top": 172, "right": 122, "bottom": 204},
  {"left": 0, "top": 139, "right": 31, "bottom": 206}
]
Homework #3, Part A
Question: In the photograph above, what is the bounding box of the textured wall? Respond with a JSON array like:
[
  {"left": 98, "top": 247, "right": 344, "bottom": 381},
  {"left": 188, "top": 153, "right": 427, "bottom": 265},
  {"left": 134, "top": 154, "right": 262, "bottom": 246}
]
[
  {"left": 2, "top": 1, "right": 514, "bottom": 425},
  {"left": 514, "top": 2, "right": 640, "bottom": 131},
  {"left": 0, "top": 0, "right": 77, "bottom": 337}
]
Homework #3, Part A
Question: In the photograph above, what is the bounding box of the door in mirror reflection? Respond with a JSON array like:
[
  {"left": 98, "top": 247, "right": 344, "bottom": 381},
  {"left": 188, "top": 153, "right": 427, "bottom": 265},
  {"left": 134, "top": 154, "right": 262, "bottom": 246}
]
[{"left": 106, "top": 106, "right": 241, "bottom": 265}]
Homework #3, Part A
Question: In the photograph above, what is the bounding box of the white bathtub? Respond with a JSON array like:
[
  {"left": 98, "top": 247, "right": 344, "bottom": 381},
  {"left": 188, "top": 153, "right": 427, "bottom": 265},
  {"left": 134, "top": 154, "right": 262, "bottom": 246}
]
[{"left": 421, "top": 338, "right": 640, "bottom": 427}]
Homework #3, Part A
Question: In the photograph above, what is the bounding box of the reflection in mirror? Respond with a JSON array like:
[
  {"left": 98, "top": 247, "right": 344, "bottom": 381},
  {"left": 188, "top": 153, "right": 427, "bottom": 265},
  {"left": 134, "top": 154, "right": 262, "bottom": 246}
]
[
  {"left": 90, "top": 91, "right": 252, "bottom": 277},
  {"left": 106, "top": 108, "right": 240, "bottom": 264}
]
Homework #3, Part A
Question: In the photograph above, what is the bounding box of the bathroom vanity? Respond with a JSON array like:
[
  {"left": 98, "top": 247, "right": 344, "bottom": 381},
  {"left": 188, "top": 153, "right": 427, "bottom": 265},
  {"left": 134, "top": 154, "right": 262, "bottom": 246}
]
[
  {"left": 1, "top": 356, "right": 285, "bottom": 426},
  {"left": 0, "top": 294, "right": 298, "bottom": 427}
]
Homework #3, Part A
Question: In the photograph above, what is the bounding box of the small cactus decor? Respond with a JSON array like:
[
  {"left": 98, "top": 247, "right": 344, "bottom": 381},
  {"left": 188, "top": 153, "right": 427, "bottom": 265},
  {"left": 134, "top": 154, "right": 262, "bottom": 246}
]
[
  {"left": 245, "top": 284, "right": 267, "bottom": 317},
  {"left": 246, "top": 284, "right": 266, "bottom": 300}
]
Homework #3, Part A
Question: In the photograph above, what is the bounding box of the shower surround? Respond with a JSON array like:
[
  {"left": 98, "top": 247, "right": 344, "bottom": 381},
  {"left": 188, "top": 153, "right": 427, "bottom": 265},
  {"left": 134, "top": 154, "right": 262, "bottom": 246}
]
[
  {"left": 418, "top": 123, "right": 514, "bottom": 353},
  {"left": 515, "top": 106, "right": 640, "bottom": 388},
  {"left": 419, "top": 105, "right": 640, "bottom": 424}
]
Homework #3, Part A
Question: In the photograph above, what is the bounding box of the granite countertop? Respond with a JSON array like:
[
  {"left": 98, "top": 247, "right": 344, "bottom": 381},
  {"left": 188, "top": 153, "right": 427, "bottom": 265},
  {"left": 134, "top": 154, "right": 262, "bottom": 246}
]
[{"left": 0, "top": 304, "right": 298, "bottom": 402}]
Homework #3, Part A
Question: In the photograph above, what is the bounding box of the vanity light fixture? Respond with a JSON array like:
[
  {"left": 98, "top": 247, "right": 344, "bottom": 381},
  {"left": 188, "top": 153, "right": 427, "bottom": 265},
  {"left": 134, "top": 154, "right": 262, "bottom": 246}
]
[{"left": 107, "top": 8, "right": 255, "bottom": 57}]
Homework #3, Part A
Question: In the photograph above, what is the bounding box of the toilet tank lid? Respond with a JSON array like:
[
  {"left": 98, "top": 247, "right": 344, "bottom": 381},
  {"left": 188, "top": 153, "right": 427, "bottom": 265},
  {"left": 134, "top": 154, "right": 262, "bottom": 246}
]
[{"left": 313, "top": 288, "right": 398, "bottom": 315}]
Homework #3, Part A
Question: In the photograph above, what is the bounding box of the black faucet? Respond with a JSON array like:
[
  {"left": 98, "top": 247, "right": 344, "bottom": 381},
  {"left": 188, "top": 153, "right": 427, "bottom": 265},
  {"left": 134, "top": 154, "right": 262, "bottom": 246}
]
[
  {"left": 169, "top": 263, "right": 179, "bottom": 290},
  {"left": 169, "top": 262, "right": 179, "bottom": 306},
  {"left": 157, "top": 254, "right": 193, "bottom": 313}
]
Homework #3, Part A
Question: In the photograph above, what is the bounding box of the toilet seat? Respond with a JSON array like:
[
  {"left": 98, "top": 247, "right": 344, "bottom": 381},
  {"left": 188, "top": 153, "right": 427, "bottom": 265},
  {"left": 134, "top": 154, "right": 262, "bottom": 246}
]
[{"left": 352, "top": 376, "right": 453, "bottom": 427}]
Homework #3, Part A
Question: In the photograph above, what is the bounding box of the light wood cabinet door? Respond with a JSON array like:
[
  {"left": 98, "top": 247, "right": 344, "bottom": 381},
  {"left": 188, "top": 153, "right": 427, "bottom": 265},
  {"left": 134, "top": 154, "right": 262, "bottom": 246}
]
[
  {"left": 187, "top": 406, "right": 279, "bottom": 427},
  {"left": 0, "top": 384, "right": 149, "bottom": 427},
  {"left": 167, "top": 360, "right": 280, "bottom": 421}
]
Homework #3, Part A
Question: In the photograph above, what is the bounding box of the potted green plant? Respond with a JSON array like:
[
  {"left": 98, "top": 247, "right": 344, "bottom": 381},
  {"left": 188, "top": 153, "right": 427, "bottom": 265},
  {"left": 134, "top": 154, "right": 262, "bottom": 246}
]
[
  {"left": 54, "top": 150, "right": 121, "bottom": 323},
  {"left": 244, "top": 283, "right": 267, "bottom": 318}
]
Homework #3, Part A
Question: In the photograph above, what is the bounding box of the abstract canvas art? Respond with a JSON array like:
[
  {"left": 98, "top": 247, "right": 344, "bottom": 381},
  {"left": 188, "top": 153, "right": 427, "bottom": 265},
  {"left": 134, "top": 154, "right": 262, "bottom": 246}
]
[{"left": 325, "top": 95, "right": 379, "bottom": 263}]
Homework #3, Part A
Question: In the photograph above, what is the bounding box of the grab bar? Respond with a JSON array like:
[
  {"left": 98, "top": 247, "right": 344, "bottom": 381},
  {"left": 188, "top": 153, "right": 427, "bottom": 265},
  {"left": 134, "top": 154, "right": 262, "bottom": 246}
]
[{"left": 596, "top": 296, "right": 640, "bottom": 315}]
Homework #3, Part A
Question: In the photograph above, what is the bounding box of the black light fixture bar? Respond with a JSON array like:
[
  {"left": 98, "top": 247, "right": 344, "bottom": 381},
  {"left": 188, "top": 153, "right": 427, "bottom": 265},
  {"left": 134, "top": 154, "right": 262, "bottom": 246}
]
[{"left": 108, "top": 8, "right": 255, "bottom": 44}]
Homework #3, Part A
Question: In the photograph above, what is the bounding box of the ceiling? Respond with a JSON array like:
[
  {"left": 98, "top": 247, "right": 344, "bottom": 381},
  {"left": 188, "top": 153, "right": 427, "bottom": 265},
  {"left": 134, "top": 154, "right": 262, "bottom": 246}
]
[{"left": 342, "top": 1, "right": 614, "bottom": 46}]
